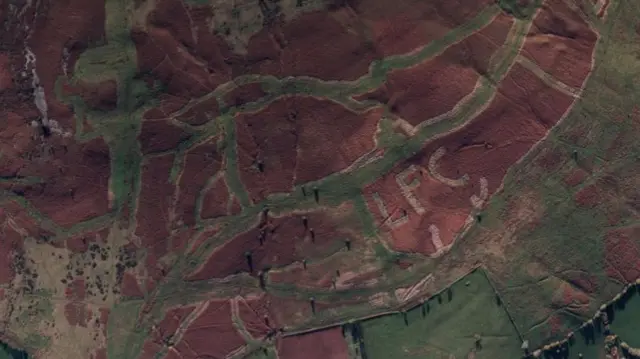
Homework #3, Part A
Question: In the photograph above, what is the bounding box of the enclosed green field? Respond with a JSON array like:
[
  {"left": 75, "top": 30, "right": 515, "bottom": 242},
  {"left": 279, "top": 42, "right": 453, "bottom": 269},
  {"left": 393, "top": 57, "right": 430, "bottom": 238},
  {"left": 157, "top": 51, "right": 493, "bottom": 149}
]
[
  {"left": 359, "top": 269, "right": 522, "bottom": 359},
  {"left": 610, "top": 288, "right": 640, "bottom": 348}
]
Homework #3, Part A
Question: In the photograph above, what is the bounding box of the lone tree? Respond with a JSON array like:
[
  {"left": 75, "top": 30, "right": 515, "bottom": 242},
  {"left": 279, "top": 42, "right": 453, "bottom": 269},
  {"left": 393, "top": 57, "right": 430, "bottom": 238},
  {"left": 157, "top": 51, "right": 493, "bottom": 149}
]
[
  {"left": 258, "top": 270, "right": 266, "bottom": 289},
  {"left": 302, "top": 259, "right": 307, "bottom": 269},
  {"left": 345, "top": 239, "right": 352, "bottom": 251},
  {"left": 313, "top": 186, "right": 319, "bottom": 202},
  {"left": 474, "top": 334, "right": 482, "bottom": 349},
  {"left": 301, "top": 186, "right": 307, "bottom": 196},
  {"left": 245, "top": 251, "right": 254, "bottom": 272},
  {"left": 310, "top": 297, "right": 316, "bottom": 314},
  {"left": 302, "top": 215, "right": 308, "bottom": 228},
  {"left": 256, "top": 159, "right": 265, "bottom": 172},
  {"left": 572, "top": 150, "right": 578, "bottom": 161},
  {"left": 309, "top": 228, "right": 315, "bottom": 241},
  {"left": 401, "top": 310, "right": 408, "bottom": 326}
]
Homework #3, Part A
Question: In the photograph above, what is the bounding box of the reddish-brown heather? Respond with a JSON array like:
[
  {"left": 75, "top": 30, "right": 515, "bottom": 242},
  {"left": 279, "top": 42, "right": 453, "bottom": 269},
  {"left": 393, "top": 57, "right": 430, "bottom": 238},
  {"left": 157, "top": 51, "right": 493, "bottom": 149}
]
[
  {"left": 187, "top": 227, "right": 220, "bottom": 256},
  {"left": 64, "top": 302, "right": 90, "bottom": 327},
  {"left": 174, "top": 300, "right": 245, "bottom": 359},
  {"left": 245, "top": 8, "right": 378, "bottom": 81},
  {"left": 27, "top": 0, "right": 106, "bottom": 128},
  {"left": 269, "top": 264, "right": 334, "bottom": 290},
  {"left": 277, "top": 327, "right": 350, "bottom": 359},
  {"left": 121, "top": 272, "right": 144, "bottom": 298},
  {"left": 169, "top": 228, "right": 197, "bottom": 252},
  {"left": 135, "top": 154, "right": 175, "bottom": 254},
  {"left": 0, "top": 226, "right": 22, "bottom": 284},
  {"left": 19, "top": 137, "right": 111, "bottom": 227},
  {"left": 573, "top": 184, "right": 602, "bottom": 208},
  {"left": 604, "top": 227, "right": 640, "bottom": 283},
  {"left": 347, "top": 0, "right": 493, "bottom": 56},
  {"left": 0, "top": 54, "right": 13, "bottom": 91},
  {"left": 143, "top": 94, "right": 189, "bottom": 120},
  {"left": 175, "top": 97, "right": 220, "bottom": 126},
  {"left": 564, "top": 271, "right": 598, "bottom": 294},
  {"left": 65, "top": 228, "right": 110, "bottom": 253},
  {"left": 200, "top": 177, "right": 232, "bottom": 220},
  {"left": 535, "top": 147, "right": 566, "bottom": 172},
  {"left": 521, "top": 0, "right": 597, "bottom": 89},
  {"left": 230, "top": 196, "right": 242, "bottom": 215},
  {"left": 138, "top": 340, "right": 163, "bottom": 359},
  {"left": 67, "top": 80, "right": 118, "bottom": 111},
  {"left": 186, "top": 210, "right": 354, "bottom": 280},
  {"left": 236, "top": 96, "right": 381, "bottom": 203},
  {"left": 138, "top": 120, "right": 192, "bottom": 155},
  {"left": 564, "top": 168, "right": 589, "bottom": 187},
  {"left": 154, "top": 306, "right": 195, "bottom": 343},
  {"left": 131, "top": 27, "right": 215, "bottom": 99},
  {"left": 65, "top": 279, "right": 86, "bottom": 301},
  {"left": 364, "top": 63, "right": 575, "bottom": 255},
  {"left": 556, "top": 283, "right": 591, "bottom": 312},
  {"left": 175, "top": 137, "right": 223, "bottom": 226},
  {"left": 224, "top": 83, "right": 266, "bottom": 108},
  {"left": 92, "top": 348, "right": 107, "bottom": 359},
  {"left": 237, "top": 296, "right": 273, "bottom": 340},
  {"left": 357, "top": 13, "right": 514, "bottom": 126}
]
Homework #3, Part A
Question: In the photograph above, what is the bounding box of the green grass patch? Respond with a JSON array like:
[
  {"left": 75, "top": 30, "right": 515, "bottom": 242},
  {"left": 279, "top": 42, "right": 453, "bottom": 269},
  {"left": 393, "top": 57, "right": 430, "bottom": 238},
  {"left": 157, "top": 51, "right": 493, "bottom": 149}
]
[
  {"left": 359, "top": 269, "right": 522, "bottom": 359},
  {"left": 610, "top": 288, "right": 640, "bottom": 347},
  {"left": 107, "top": 300, "right": 147, "bottom": 359},
  {"left": 497, "top": 0, "right": 542, "bottom": 20},
  {"left": 219, "top": 114, "right": 251, "bottom": 207},
  {"left": 242, "top": 346, "right": 278, "bottom": 359}
]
